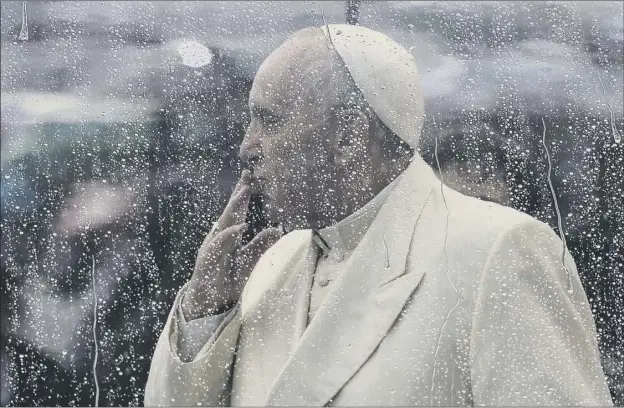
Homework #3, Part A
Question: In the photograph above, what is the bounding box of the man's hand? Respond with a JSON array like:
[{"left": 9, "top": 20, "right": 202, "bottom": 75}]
[{"left": 182, "top": 170, "right": 283, "bottom": 320}]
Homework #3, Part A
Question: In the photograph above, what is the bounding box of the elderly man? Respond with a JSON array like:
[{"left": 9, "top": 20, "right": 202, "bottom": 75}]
[{"left": 145, "top": 25, "right": 612, "bottom": 406}]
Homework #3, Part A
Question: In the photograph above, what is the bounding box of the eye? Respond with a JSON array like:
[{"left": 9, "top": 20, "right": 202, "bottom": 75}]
[
  {"left": 251, "top": 106, "right": 282, "bottom": 128},
  {"left": 260, "top": 113, "right": 281, "bottom": 126}
]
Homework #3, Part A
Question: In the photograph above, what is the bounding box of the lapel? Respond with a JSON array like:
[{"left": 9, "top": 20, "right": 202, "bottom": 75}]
[
  {"left": 239, "top": 230, "right": 319, "bottom": 395},
  {"left": 264, "top": 156, "right": 437, "bottom": 406}
]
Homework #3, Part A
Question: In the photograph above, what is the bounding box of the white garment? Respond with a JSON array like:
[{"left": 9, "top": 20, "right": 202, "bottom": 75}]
[
  {"left": 309, "top": 177, "right": 398, "bottom": 322},
  {"left": 176, "top": 177, "right": 400, "bottom": 362},
  {"left": 146, "top": 24, "right": 611, "bottom": 404},
  {"left": 175, "top": 300, "right": 226, "bottom": 363},
  {"left": 146, "top": 155, "right": 612, "bottom": 406}
]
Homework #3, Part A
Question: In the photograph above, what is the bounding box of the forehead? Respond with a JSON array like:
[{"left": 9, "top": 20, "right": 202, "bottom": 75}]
[{"left": 249, "top": 32, "right": 336, "bottom": 113}]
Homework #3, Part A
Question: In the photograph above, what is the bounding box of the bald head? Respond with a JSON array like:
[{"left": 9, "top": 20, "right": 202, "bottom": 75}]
[
  {"left": 251, "top": 27, "right": 360, "bottom": 122},
  {"left": 239, "top": 26, "right": 414, "bottom": 231}
]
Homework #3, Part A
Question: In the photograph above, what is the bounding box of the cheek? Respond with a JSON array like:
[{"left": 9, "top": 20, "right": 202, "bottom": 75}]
[
  {"left": 276, "top": 132, "right": 330, "bottom": 169},
  {"left": 264, "top": 119, "right": 334, "bottom": 187}
]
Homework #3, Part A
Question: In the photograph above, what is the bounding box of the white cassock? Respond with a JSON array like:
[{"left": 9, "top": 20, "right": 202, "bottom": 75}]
[{"left": 144, "top": 24, "right": 613, "bottom": 406}]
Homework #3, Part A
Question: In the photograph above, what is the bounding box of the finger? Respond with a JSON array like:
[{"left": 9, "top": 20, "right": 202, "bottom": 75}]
[
  {"left": 215, "top": 185, "right": 252, "bottom": 232},
  {"left": 238, "top": 228, "right": 284, "bottom": 270},
  {"left": 232, "top": 169, "right": 252, "bottom": 195},
  {"left": 198, "top": 223, "right": 247, "bottom": 265},
  {"left": 211, "top": 222, "right": 248, "bottom": 253}
]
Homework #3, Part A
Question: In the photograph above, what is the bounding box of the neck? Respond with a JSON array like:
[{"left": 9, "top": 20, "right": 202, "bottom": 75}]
[
  {"left": 302, "top": 153, "right": 410, "bottom": 230},
  {"left": 379, "top": 152, "right": 412, "bottom": 189},
  {"left": 348, "top": 152, "right": 410, "bottom": 208}
]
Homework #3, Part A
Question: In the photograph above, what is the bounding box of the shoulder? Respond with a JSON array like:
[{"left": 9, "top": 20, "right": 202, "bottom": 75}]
[
  {"left": 428, "top": 182, "right": 547, "bottom": 255},
  {"left": 419, "top": 183, "right": 567, "bottom": 286},
  {"left": 446, "top": 185, "right": 536, "bottom": 235},
  {"left": 241, "top": 229, "right": 312, "bottom": 312},
  {"left": 457, "top": 193, "right": 576, "bottom": 299},
  {"left": 261, "top": 229, "right": 312, "bottom": 260}
]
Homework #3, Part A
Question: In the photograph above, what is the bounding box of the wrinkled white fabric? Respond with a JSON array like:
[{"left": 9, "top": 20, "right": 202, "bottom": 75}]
[
  {"left": 173, "top": 177, "right": 399, "bottom": 362},
  {"left": 321, "top": 24, "right": 425, "bottom": 149},
  {"left": 175, "top": 299, "right": 228, "bottom": 363},
  {"left": 146, "top": 156, "right": 613, "bottom": 406},
  {"left": 309, "top": 176, "right": 399, "bottom": 323}
]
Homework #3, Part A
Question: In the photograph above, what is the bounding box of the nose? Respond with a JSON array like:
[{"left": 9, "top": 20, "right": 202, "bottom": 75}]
[{"left": 239, "top": 131, "right": 263, "bottom": 167}]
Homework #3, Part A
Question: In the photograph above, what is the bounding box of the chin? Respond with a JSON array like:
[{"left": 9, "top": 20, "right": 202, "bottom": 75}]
[{"left": 265, "top": 208, "right": 299, "bottom": 232}]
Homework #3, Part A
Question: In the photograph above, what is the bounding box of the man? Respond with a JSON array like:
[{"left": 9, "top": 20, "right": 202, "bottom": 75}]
[{"left": 145, "top": 25, "right": 612, "bottom": 406}]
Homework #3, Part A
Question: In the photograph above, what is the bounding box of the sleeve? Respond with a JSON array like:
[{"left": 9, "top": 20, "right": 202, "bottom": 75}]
[
  {"left": 176, "top": 294, "right": 230, "bottom": 363},
  {"left": 144, "top": 282, "right": 242, "bottom": 407},
  {"left": 469, "top": 219, "right": 613, "bottom": 406}
]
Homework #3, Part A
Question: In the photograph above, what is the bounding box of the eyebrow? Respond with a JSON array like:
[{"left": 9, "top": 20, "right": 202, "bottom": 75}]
[
  {"left": 250, "top": 104, "right": 281, "bottom": 122},
  {"left": 251, "top": 104, "right": 282, "bottom": 123}
]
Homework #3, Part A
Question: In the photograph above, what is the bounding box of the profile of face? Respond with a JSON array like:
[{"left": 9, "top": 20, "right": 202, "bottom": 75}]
[{"left": 239, "top": 28, "right": 393, "bottom": 231}]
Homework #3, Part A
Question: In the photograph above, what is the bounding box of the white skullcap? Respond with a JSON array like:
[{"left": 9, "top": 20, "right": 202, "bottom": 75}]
[{"left": 320, "top": 24, "right": 425, "bottom": 149}]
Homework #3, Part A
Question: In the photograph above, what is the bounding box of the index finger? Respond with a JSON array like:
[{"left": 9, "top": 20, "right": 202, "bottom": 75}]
[
  {"left": 232, "top": 169, "right": 252, "bottom": 196},
  {"left": 214, "top": 184, "right": 252, "bottom": 233}
]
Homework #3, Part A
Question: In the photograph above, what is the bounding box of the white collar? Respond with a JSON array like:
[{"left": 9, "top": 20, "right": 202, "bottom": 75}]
[{"left": 314, "top": 176, "right": 400, "bottom": 263}]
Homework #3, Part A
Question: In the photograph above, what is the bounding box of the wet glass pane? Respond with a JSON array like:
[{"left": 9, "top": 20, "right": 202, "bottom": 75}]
[{"left": 1, "top": 1, "right": 622, "bottom": 406}]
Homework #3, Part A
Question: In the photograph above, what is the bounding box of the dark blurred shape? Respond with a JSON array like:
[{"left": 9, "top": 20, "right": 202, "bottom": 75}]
[
  {"left": 346, "top": 1, "right": 361, "bottom": 25},
  {"left": 242, "top": 194, "right": 270, "bottom": 247}
]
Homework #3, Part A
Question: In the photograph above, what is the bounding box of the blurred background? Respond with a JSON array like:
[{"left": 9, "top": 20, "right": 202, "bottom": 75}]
[{"left": 1, "top": 1, "right": 622, "bottom": 406}]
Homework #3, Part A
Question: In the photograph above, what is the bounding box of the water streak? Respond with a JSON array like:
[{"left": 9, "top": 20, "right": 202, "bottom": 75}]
[
  {"left": 430, "top": 132, "right": 461, "bottom": 405},
  {"left": 596, "top": 70, "right": 622, "bottom": 144},
  {"left": 541, "top": 118, "right": 573, "bottom": 293},
  {"left": 91, "top": 254, "right": 100, "bottom": 407},
  {"left": 18, "top": 1, "right": 28, "bottom": 42}
]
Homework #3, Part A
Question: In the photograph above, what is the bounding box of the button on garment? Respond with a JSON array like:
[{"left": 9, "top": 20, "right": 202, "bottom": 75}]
[{"left": 308, "top": 257, "right": 346, "bottom": 323}]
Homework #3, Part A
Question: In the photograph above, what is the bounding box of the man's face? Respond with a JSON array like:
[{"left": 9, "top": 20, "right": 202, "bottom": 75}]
[{"left": 239, "top": 32, "right": 345, "bottom": 231}]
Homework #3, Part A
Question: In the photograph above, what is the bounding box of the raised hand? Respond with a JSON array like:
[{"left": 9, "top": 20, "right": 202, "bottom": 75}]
[{"left": 182, "top": 170, "right": 283, "bottom": 320}]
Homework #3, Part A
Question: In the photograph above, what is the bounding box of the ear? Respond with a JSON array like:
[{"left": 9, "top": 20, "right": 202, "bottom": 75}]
[{"left": 332, "top": 107, "right": 372, "bottom": 167}]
